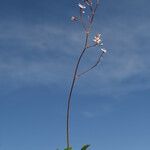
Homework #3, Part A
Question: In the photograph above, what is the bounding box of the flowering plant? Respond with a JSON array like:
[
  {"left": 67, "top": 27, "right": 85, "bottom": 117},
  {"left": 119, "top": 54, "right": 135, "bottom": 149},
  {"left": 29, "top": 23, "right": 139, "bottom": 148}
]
[{"left": 65, "top": 0, "right": 107, "bottom": 149}]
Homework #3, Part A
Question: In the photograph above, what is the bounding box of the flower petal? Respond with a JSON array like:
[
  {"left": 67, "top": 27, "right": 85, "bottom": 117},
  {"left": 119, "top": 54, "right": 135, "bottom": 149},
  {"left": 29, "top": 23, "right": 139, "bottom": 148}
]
[
  {"left": 101, "top": 48, "right": 107, "bottom": 53},
  {"left": 78, "top": 3, "right": 86, "bottom": 9}
]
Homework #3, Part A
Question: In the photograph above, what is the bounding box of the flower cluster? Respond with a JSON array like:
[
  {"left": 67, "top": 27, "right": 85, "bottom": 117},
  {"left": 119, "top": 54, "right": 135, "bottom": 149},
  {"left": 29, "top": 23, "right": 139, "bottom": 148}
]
[
  {"left": 93, "top": 34, "right": 102, "bottom": 45},
  {"left": 93, "top": 34, "right": 107, "bottom": 53},
  {"left": 71, "top": 1, "right": 92, "bottom": 22},
  {"left": 71, "top": 1, "right": 107, "bottom": 54}
]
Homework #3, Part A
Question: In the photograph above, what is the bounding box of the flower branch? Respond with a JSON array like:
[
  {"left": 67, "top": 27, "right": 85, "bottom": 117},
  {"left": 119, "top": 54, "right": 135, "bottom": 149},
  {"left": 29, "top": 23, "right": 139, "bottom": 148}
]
[
  {"left": 77, "top": 49, "right": 107, "bottom": 78},
  {"left": 66, "top": 0, "right": 107, "bottom": 149}
]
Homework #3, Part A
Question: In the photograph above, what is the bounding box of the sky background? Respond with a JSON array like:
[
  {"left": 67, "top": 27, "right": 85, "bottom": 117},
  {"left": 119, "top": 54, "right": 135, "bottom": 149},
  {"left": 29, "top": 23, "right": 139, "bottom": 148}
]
[{"left": 0, "top": 0, "right": 150, "bottom": 150}]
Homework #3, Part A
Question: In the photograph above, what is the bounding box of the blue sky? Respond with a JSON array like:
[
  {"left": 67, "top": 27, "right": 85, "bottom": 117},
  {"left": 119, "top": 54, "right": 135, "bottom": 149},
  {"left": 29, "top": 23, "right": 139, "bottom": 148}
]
[{"left": 0, "top": 0, "right": 150, "bottom": 150}]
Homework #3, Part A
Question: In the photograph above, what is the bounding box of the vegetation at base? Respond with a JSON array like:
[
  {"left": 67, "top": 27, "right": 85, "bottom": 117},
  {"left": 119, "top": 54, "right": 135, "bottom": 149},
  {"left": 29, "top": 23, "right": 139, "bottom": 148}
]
[{"left": 64, "top": 144, "right": 90, "bottom": 150}]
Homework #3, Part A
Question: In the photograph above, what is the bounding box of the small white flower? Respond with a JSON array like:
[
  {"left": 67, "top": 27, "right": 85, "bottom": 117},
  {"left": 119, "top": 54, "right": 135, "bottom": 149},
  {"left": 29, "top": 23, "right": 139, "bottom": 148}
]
[
  {"left": 84, "top": 0, "right": 92, "bottom": 5},
  {"left": 93, "top": 34, "right": 102, "bottom": 44},
  {"left": 101, "top": 48, "right": 107, "bottom": 53},
  {"left": 82, "top": 10, "right": 85, "bottom": 13},
  {"left": 78, "top": 3, "right": 86, "bottom": 9},
  {"left": 71, "top": 16, "right": 78, "bottom": 21}
]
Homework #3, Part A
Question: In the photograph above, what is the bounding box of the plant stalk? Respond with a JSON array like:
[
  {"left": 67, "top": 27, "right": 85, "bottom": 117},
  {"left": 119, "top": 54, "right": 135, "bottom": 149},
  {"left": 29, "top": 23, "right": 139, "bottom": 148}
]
[
  {"left": 66, "top": 32, "right": 89, "bottom": 148},
  {"left": 66, "top": 2, "right": 99, "bottom": 148}
]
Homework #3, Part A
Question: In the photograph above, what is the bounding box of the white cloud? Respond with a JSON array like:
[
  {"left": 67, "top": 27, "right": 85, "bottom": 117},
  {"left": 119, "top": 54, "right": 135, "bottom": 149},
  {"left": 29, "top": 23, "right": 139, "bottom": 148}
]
[{"left": 0, "top": 19, "right": 150, "bottom": 96}]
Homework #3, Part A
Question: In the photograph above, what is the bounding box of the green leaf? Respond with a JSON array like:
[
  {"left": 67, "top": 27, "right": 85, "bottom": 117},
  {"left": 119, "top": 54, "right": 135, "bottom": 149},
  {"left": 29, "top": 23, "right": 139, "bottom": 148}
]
[
  {"left": 81, "top": 144, "right": 90, "bottom": 150},
  {"left": 64, "top": 147, "right": 72, "bottom": 150}
]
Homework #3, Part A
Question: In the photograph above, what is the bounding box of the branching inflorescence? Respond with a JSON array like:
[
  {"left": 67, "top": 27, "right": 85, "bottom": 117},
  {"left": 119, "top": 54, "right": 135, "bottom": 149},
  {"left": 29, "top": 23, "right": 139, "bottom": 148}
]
[{"left": 66, "top": 0, "right": 107, "bottom": 149}]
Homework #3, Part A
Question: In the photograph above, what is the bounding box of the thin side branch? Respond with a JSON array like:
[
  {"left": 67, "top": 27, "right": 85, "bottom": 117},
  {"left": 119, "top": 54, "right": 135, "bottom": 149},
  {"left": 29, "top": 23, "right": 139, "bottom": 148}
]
[
  {"left": 89, "top": 0, "right": 99, "bottom": 25},
  {"left": 86, "top": 43, "right": 97, "bottom": 48},
  {"left": 79, "top": 9, "right": 87, "bottom": 31},
  {"left": 77, "top": 51, "right": 104, "bottom": 78}
]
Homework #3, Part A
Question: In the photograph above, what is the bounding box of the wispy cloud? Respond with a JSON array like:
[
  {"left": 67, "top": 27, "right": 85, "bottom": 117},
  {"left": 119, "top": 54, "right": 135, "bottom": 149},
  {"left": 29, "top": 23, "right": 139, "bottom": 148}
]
[
  {"left": 74, "top": 19, "right": 150, "bottom": 96},
  {"left": 81, "top": 101, "right": 116, "bottom": 118},
  {"left": 0, "top": 18, "right": 150, "bottom": 96}
]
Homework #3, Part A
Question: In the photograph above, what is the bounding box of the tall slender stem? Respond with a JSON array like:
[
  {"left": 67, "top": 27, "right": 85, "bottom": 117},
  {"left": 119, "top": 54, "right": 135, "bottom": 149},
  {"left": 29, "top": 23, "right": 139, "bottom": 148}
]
[
  {"left": 66, "top": 1, "right": 100, "bottom": 148},
  {"left": 66, "top": 33, "right": 89, "bottom": 148}
]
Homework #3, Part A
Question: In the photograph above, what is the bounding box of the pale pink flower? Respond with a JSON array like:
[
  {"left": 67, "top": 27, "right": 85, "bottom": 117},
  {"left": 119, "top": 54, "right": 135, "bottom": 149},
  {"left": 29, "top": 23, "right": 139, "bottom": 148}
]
[
  {"left": 93, "top": 34, "right": 102, "bottom": 44},
  {"left": 71, "top": 16, "right": 78, "bottom": 21}
]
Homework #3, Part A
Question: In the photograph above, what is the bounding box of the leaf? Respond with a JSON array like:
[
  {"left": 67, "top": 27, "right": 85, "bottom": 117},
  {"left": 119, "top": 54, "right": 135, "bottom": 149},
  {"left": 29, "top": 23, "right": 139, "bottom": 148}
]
[
  {"left": 81, "top": 144, "right": 90, "bottom": 150},
  {"left": 64, "top": 147, "right": 72, "bottom": 150}
]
